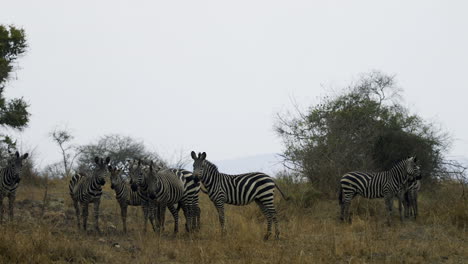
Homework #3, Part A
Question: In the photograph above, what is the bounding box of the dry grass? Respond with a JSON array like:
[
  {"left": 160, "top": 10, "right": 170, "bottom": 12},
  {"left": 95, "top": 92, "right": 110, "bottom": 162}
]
[{"left": 0, "top": 178, "right": 466, "bottom": 263}]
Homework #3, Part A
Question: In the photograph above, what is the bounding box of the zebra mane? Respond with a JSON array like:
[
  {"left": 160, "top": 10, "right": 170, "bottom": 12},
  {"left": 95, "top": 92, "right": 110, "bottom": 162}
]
[{"left": 203, "top": 160, "right": 219, "bottom": 172}]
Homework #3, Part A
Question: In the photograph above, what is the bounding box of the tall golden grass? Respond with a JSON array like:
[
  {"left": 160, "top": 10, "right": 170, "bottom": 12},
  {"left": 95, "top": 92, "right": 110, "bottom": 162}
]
[{"left": 0, "top": 178, "right": 466, "bottom": 263}]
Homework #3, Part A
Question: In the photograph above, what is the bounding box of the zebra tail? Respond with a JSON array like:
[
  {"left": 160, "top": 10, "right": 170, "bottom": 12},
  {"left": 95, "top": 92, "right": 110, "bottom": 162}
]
[{"left": 275, "top": 183, "right": 290, "bottom": 201}]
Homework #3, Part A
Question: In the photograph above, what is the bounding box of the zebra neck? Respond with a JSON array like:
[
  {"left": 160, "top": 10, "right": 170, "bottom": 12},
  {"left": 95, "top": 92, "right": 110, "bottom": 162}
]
[
  {"left": 388, "top": 162, "right": 407, "bottom": 185},
  {"left": 2, "top": 167, "right": 18, "bottom": 185}
]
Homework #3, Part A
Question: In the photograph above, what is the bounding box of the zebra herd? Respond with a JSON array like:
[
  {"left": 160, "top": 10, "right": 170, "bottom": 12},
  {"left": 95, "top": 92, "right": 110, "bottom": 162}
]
[{"left": 0, "top": 150, "right": 423, "bottom": 240}]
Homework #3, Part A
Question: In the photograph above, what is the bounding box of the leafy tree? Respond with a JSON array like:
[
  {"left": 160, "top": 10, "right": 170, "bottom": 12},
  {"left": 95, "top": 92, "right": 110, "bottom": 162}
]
[
  {"left": 76, "top": 134, "right": 166, "bottom": 173},
  {"left": 276, "top": 71, "right": 454, "bottom": 195},
  {"left": 0, "top": 25, "right": 30, "bottom": 155}
]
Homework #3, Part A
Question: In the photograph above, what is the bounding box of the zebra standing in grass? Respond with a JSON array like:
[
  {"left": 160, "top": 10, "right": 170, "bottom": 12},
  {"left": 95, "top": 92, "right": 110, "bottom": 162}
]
[
  {"left": 69, "top": 156, "right": 110, "bottom": 232},
  {"left": 191, "top": 151, "right": 288, "bottom": 240},
  {"left": 403, "top": 178, "right": 421, "bottom": 219},
  {"left": 339, "top": 157, "right": 420, "bottom": 225},
  {"left": 170, "top": 168, "right": 201, "bottom": 232},
  {"left": 143, "top": 162, "right": 188, "bottom": 234},
  {"left": 0, "top": 151, "right": 28, "bottom": 222},
  {"left": 128, "top": 159, "right": 158, "bottom": 232},
  {"left": 109, "top": 165, "right": 147, "bottom": 233}
]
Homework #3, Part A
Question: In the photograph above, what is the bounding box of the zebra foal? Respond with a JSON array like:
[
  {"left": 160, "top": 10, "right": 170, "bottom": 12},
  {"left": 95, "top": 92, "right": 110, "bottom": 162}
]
[
  {"left": 339, "top": 157, "right": 420, "bottom": 225},
  {"left": 69, "top": 156, "right": 110, "bottom": 232},
  {"left": 191, "top": 151, "right": 288, "bottom": 240},
  {"left": 0, "top": 151, "right": 28, "bottom": 222}
]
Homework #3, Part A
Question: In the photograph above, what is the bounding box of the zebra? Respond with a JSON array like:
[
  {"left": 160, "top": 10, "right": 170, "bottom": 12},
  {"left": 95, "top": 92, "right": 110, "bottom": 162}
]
[
  {"left": 108, "top": 165, "right": 147, "bottom": 233},
  {"left": 339, "top": 156, "right": 420, "bottom": 225},
  {"left": 143, "top": 162, "right": 188, "bottom": 234},
  {"left": 403, "top": 178, "right": 421, "bottom": 219},
  {"left": 0, "top": 151, "right": 28, "bottom": 222},
  {"left": 191, "top": 151, "right": 289, "bottom": 240},
  {"left": 69, "top": 156, "right": 110, "bottom": 232},
  {"left": 169, "top": 168, "right": 201, "bottom": 232},
  {"left": 128, "top": 159, "right": 159, "bottom": 233}
]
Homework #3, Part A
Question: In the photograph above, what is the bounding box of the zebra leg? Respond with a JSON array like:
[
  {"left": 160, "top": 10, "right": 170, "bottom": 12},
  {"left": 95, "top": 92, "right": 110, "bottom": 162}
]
[
  {"left": 142, "top": 204, "right": 149, "bottom": 232},
  {"left": 384, "top": 196, "right": 393, "bottom": 226},
  {"left": 397, "top": 193, "right": 404, "bottom": 222},
  {"left": 167, "top": 204, "right": 179, "bottom": 234},
  {"left": 195, "top": 205, "right": 201, "bottom": 231},
  {"left": 214, "top": 203, "right": 226, "bottom": 236},
  {"left": 256, "top": 200, "right": 275, "bottom": 240},
  {"left": 73, "top": 199, "right": 81, "bottom": 230},
  {"left": 7, "top": 193, "right": 15, "bottom": 221},
  {"left": 121, "top": 204, "right": 128, "bottom": 233},
  {"left": 148, "top": 203, "right": 157, "bottom": 232},
  {"left": 413, "top": 192, "right": 419, "bottom": 219},
  {"left": 82, "top": 203, "right": 89, "bottom": 231},
  {"left": 94, "top": 200, "right": 101, "bottom": 233}
]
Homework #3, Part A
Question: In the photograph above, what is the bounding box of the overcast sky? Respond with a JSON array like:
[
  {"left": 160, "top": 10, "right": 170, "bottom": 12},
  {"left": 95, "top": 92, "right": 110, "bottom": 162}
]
[{"left": 1, "top": 0, "right": 467, "bottom": 169}]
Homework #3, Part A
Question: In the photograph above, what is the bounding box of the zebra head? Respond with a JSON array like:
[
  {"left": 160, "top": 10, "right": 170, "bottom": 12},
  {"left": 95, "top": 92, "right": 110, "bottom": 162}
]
[
  {"left": 7, "top": 151, "right": 29, "bottom": 183},
  {"left": 108, "top": 165, "right": 122, "bottom": 190},
  {"left": 92, "top": 156, "right": 110, "bottom": 186},
  {"left": 146, "top": 161, "right": 163, "bottom": 200},
  {"left": 191, "top": 151, "right": 206, "bottom": 179},
  {"left": 128, "top": 159, "right": 144, "bottom": 192},
  {"left": 405, "top": 156, "right": 420, "bottom": 181}
]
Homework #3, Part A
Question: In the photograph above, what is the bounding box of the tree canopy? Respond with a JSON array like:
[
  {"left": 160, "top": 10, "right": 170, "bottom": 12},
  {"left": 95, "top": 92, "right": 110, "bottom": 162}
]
[
  {"left": 0, "top": 25, "right": 30, "bottom": 156},
  {"left": 276, "top": 71, "right": 452, "bottom": 194}
]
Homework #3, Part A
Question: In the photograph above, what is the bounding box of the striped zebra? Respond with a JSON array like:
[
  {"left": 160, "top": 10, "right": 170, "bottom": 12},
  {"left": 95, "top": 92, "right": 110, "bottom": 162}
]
[
  {"left": 0, "top": 151, "right": 28, "bottom": 222},
  {"left": 169, "top": 168, "right": 201, "bottom": 232},
  {"left": 191, "top": 151, "right": 288, "bottom": 240},
  {"left": 69, "top": 156, "right": 110, "bottom": 232},
  {"left": 109, "top": 165, "right": 147, "bottom": 233},
  {"left": 128, "top": 159, "right": 159, "bottom": 232},
  {"left": 403, "top": 178, "right": 421, "bottom": 219},
  {"left": 339, "top": 157, "right": 420, "bottom": 225},
  {"left": 144, "top": 162, "right": 188, "bottom": 234}
]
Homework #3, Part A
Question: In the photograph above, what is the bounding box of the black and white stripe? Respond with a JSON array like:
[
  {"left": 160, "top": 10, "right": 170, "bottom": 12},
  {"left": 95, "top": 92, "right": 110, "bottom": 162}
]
[
  {"left": 403, "top": 179, "right": 421, "bottom": 218},
  {"left": 191, "top": 151, "right": 288, "bottom": 240},
  {"left": 144, "top": 163, "right": 187, "bottom": 234},
  {"left": 170, "top": 168, "right": 201, "bottom": 232},
  {"left": 69, "top": 156, "right": 110, "bottom": 232},
  {"left": 339, "top": 157, "right": 420, "bottom": 224},
  {"left": 0, "top": 151, "right": 28, "bottom": 222},
  {"left": 128, "top": 160, "right": 159, "bottom": 233},
  {"left": 109, "top": 165, "right": 147, "bottom": 233}
]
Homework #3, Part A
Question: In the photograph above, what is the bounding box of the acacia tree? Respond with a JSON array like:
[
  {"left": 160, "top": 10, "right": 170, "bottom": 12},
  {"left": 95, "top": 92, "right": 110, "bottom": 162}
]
[
  {"left": 76, "top": 134, "right": 166, "bottom": 173},
  {"left": 0, "top": 25, "right": 30, "bottom": 158},
  {"left": 276, "top": 71, "right": 455, "bottom": 195}
]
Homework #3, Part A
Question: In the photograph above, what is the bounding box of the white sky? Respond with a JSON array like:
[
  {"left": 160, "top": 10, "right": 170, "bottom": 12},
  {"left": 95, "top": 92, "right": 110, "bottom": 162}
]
[{"left": 1, "top": 0, "right": 467, "bottom": 168}]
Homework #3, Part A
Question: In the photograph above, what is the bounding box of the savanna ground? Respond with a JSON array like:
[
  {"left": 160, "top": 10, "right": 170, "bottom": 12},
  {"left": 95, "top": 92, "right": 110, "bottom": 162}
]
[{"left": 0, "top": 178, "right": 467, "bottom": 264}]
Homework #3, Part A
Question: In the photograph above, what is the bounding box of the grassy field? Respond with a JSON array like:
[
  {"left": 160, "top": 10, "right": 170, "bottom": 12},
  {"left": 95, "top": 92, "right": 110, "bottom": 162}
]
[{"left": 0, "top": 178, "right": 466, "bottom": 263}]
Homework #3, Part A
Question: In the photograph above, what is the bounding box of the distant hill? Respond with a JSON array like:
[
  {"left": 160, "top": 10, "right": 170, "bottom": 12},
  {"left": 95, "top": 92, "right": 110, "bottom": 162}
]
[{"left": 213, "top": 153, "right": 285, "bottom": 176}]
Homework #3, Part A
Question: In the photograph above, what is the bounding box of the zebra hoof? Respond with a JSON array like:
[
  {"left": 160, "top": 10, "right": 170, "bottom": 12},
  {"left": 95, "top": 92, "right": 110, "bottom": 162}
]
[{"left": 263, "top": 233, "right": 271, "bottom": 241}]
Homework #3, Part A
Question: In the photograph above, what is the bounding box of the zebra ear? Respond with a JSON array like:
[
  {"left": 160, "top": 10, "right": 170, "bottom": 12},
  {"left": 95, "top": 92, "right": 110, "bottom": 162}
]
[
  {"left": 107, "top": 165, "right": 113, "bottom": 172},
  {"left": 22, "top": 153, "right": 28, "bottom": 160},
  {"left": 201, "top": 152, "right": 207, "bottom": 160},
  {"left": 15, "top": 151, "right": 20, "bottom": 158},
  {"left": 191, "top": 151, "right": 197, "bottom": 160},
  {"left": 94, "top": 156, "right": 100, "bottom": 164},
  {"left": 105, "top": 157, "right": 111, "bottom": 165}
]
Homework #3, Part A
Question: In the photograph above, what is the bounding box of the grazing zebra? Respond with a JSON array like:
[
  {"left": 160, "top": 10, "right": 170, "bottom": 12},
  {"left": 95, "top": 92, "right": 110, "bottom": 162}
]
[
  {"left": 0, "top": 151, "right": 28, "bottom": 222},
  {"left": 69, "top": 156, "right": 110, "bottom": 232},
  {"left": 170, "top": 168, "right": 201, "bottom": 232},
  {"left": 191, "top": 151, "right": 289, "bottom": 240},
  {"left": 128, "top": 159, "right": 159, "bottom": 232},
  {"left": 339, "top": 157, "right": 420, "bottom": 225},
  {"left": 109, "top": 165, "right": 147, "bottom": 233},
  {"left": 144, "top": 162, "right": 187, "bottom": 234}
]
